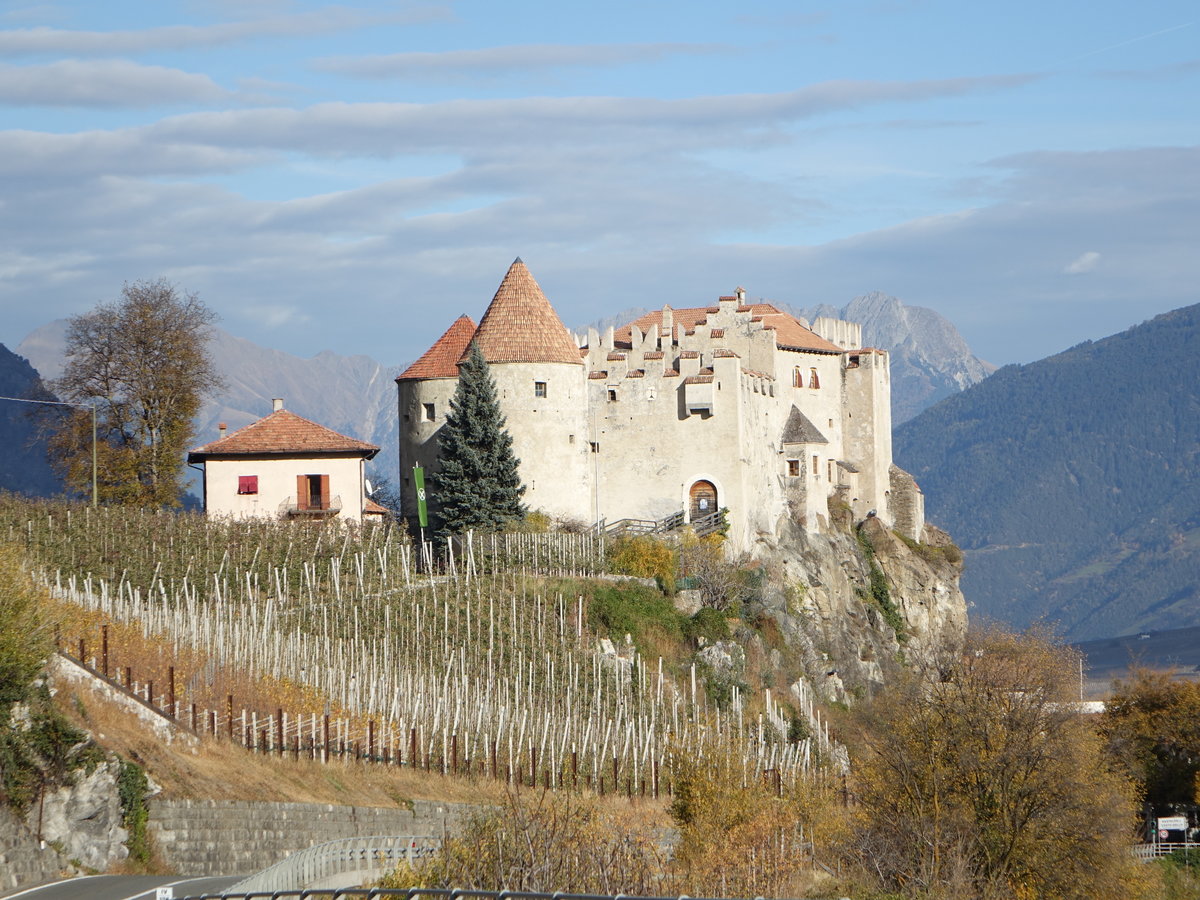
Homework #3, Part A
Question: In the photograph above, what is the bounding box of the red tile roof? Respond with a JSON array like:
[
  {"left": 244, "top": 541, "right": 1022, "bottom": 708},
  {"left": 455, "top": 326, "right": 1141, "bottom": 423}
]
[
  {"left": 396, "top": 314, "right": 477, "bottom": 381},
  {"left": 363, "top": 498, "right": 388, "bottom": 515},
  {"left": 615, "top": 303, "right": 843, "bottom": 354},
  {"left": 188, "top": 409, "right": 378, "bottom": 460},
  {"left": 466, "top": 258, "right": 583, "bottom": 366}
]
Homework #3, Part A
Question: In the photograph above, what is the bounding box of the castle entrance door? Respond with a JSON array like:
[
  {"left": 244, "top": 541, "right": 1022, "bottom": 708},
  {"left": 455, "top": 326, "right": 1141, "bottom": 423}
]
[{"left": 689, "top": 480, "right": 717, "bottom": 521}]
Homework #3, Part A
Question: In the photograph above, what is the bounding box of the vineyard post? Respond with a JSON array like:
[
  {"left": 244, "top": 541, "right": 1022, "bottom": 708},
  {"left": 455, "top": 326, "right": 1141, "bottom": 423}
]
[
  {"left": 227, "top": 695, "right": 234, "bottom": 740},
  {"left": 168, "top": 667, "right": 176, "bottom": 718},
  {"left": 147, "top": 680, "right": 154, "bottom": 709},
  {"left": 78, "top": 638, "right": 85, "bottom": 664},
  {"left": 101, "top": 625, "right": 108, "bottom": 678},
  {"left": 323, "top": 713, "right": 331, "bottom": 763},
  {"left": 125, "top": 667, "right": 132, "bottom": 689},
  {"left": 368, "top": 720, "right": 375, "bottom": 761},
  {"left": 276, "top": 709, "right": 283, "bottom": 755}
]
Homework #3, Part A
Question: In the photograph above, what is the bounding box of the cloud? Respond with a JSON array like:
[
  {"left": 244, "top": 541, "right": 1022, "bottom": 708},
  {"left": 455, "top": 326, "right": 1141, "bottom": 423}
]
[
  {"left": 1063, "top": 251, "right": 1101, "bottom": 274},
  {"left": 242, "top": 304, "right": 311, "bottom": 328},
  {"left": 0, "top": 60, "right": 230, "bottom": 107},
  {"left": 0, "top": 5, "right": 451, "bottom": 55},
  {"left": 315, "top": 42, "right": 728, "bottom": 80}
]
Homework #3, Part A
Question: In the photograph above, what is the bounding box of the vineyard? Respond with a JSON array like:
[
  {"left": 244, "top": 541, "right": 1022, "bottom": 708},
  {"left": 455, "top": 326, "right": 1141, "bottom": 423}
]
[{"left": 2, "top": 497, "right": 836, "bottom": 794}]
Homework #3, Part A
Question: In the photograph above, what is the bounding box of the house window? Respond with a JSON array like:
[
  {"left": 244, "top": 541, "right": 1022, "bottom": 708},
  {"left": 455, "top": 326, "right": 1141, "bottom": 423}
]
[
  {"left": 809, "top": 368, "right": 820, "bottom": 389},
  {"left": 237, "top": 475, "right": 258, "bottom": 495},
  {"left": 534, "top": 381, "right": 547, "bottom": 398},
  {"left": 787, "top": 459, "right": 800, "bottom": 477},
  {"left": 422, "top": 403, "right": 435, "bottom": 421},
  {"left": 813, "top": 456, "right": 820, "bottom": 479},
  {"left": 793, "top": 367, "right": 803, "bottom": 388},
  {"left": 607, "top": 389, "right": 618, "bottom": 402},
  {"left": 297, "top": 474, "right": 330, "bottom": 511}
]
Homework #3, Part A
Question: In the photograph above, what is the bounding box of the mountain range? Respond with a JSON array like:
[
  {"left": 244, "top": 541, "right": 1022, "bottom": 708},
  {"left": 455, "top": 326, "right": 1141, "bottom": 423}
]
[
  {"left": 790, "top": 292, "right": 995, "bottom": 423},
  {"left": 894, "top": 302, "right": 1200, "bottom": 640},
  {"left": 17, "top": 323, "right": 402, "bottom": 490}
]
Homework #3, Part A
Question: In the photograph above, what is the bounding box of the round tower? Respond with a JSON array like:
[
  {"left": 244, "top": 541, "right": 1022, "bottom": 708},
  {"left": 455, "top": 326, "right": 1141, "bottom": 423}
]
[{"left": 466, "top": 258, "right": 592, "bottom": 525}]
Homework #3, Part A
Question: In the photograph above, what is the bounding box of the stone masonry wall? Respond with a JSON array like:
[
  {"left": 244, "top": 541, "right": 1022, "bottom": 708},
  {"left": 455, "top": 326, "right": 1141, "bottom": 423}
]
[
  {"left": 148, "top": 798, "right": 470, "bottom": 877},
  {"left": 0, "top": 806, "right": 67, "bottom": 894}
]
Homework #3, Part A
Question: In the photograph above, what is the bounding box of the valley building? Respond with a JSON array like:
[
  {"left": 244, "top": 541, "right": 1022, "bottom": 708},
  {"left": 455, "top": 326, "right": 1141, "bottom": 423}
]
[
  {"left": 397, "top": 259, "right": 924, "bottom": 551},
  {"left": 188, "top": 398, "right": 385, "bottom": 524}
]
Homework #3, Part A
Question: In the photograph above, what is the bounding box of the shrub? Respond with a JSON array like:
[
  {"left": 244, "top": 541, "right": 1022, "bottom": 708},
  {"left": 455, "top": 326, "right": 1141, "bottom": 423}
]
[
  {"left": 587, "top": 582, "right": 683, "bottom": 652},
  {"left": 606, "top": 534, "right": 676, "bottom": 593},
  {"left": 683, "top": 608, "right": 730, "bottom": 645}
]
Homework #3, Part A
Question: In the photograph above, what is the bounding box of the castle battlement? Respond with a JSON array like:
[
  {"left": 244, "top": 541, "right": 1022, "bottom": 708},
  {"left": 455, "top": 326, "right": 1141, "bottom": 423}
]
[{"left": 397, "top": 259, "right": 924, "bottom": 550}]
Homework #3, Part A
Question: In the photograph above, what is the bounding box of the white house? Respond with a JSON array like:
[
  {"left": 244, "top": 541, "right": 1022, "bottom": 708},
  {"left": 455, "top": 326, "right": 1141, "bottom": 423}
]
[{"left": 188, "top": 398, "right": 384, "bottom": 523}]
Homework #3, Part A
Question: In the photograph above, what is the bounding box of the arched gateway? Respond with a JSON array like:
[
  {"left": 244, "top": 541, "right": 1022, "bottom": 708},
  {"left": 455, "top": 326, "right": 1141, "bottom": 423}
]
[{"left": 689, "top": 480, "right": 718, "bottom": 521}]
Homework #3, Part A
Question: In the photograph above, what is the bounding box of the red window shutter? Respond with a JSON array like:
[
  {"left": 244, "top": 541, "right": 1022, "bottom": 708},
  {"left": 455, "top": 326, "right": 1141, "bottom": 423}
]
[
  {"left": 319, "top": 474, "right": 330, "bottom": 510},
  {"left": 296, "top": 474, "right": 309, "bottom": 510},
  {"left": 238, "top": 475, "right": 258, "bottom": 495}
]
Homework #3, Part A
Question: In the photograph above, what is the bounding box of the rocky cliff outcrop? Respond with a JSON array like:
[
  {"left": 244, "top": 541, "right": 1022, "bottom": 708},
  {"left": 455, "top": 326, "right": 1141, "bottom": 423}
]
[{"left": 749, "top": 513, "right": 967, "bottom": 701}]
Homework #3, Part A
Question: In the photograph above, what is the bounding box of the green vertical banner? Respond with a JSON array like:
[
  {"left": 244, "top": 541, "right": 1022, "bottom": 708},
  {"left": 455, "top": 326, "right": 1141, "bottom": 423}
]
[{"left": 413, "top": 465, "right": 429, "bottom": 528}]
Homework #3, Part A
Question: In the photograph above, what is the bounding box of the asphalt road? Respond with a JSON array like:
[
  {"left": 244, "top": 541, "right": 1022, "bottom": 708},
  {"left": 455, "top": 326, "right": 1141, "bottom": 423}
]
[{"left": 3, "top": 875, "right": 241, "bottom": 900}]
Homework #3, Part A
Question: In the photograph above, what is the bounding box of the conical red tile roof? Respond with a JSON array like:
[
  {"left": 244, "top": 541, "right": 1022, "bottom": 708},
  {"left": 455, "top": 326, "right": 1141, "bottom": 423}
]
[
  {"left": 187, "top": 409, "right": 378, "bottom": 460},
  {"left": 464, "top": 258, "right": 583, "bottom": 366},
  {"left": 396, "top": 314, "right": 477, "bottom": 381}
]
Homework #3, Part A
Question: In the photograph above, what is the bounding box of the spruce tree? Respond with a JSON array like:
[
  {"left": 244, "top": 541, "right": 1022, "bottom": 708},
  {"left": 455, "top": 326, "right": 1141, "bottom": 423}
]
[{"left": 433, "top": 342, "right": 527, "bottom": 536}]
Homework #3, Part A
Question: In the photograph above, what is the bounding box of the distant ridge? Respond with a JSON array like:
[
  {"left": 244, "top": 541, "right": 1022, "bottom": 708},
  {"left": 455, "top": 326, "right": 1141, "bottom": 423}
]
[
  {"left": 0, "top": 343, "right": 61, "bottom": 497},
  {"left": 791, "top": 292, "right": 994, "bottom": 423},
  {"left": 18, "top": 323, "right": 402, "bottom": 494},
  {"left": 895, "top": 302, "right": 1200, "bottom": 641}
]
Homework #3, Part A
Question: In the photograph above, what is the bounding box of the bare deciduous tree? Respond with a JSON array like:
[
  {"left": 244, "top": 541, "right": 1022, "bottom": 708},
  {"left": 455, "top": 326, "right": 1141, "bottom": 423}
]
[
  {"left": 845, "top": 629, "right": 1154, "bottom": 899},
  {"left": 50, "top": 279, "right": 220, "bottom": 506}
]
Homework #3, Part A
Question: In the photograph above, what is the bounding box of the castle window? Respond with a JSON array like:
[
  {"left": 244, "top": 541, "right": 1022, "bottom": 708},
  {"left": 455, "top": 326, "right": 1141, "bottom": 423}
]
[
  {"left": 813, "top": 455, "right": 820, "bottom": 479},
  {"left": 607, "top": 389, "right": 618, "bottom": 402},
  {"left": 237, "top": 475, "right": 258, "bottom": 495},
  {"left": 590, "top": 441, "right": 600, "bottom": 453},
  {"left": 569, "top": 434, "right": 575, "bottom": 444},
  {"left": 809, "top": 368, "right": 820, "bottom": 389},
  {"left": 828, "top": 460, "right": 834, "bottom": 481},
  {"left": 793, "top": 367, "right": 803, "bottom": 388},
  {"left": 787, "top": 459, "right": 800, "bottom": 477},
  {"left": 422, "top": 402, "right": 435, "bottom": 422},
  {"left": 534, "top": 381, "right": 547, "bottom": 398}
]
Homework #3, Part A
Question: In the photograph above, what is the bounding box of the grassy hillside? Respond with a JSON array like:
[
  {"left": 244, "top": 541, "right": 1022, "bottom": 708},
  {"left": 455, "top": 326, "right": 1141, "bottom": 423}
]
[{"left": 894, "top": 303, "right": 1200, "bottom": 640}]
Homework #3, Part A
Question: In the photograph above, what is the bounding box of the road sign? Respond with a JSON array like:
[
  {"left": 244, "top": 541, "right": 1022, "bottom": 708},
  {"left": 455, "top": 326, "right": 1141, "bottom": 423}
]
[
  {"left": 156, "top": 888, "right": 174, "bottom": 900},
  {"left": 1159, "top": 816, "right": 1188, "bottom": 831}
]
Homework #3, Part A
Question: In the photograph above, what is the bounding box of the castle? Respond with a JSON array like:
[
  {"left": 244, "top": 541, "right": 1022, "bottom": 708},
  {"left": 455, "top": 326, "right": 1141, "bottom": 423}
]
[{"left": 397, "top": 259, "right": 924, "bottom": 551}]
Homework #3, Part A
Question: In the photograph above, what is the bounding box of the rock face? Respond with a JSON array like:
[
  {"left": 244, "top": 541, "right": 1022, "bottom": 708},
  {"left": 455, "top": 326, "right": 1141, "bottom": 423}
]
[
  {"left": 750, "top": 514, "right": 968, "bottom": 700},
  {"left": 33, "top": 759, "right": 131, "bottom": 871}
]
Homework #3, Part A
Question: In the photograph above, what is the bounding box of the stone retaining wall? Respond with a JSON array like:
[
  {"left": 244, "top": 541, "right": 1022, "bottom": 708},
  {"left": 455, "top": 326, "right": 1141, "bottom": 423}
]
[
  {"left": 148, "top": 798, "right": 469, "bottom": 877},
  {"left": 0, "top": 807, "right": 67, "bottom": 894}
]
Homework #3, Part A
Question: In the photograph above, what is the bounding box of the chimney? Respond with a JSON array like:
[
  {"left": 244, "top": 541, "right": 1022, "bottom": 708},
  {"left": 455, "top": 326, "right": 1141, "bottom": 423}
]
[
  {"left": 218, "top": 422, "right": 227, "bottom": 438},
  {"left": 272, "top": 398, "right": 283, "bottom": 412}
]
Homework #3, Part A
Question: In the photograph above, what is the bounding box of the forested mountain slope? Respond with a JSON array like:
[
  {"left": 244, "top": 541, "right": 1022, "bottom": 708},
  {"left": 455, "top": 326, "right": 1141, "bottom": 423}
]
[
  {"left": 894, "top": 303, "right": 1200, "bottom": 640},
  {"left": 0, "top": 344, "right": 60, "bottom": 496}
]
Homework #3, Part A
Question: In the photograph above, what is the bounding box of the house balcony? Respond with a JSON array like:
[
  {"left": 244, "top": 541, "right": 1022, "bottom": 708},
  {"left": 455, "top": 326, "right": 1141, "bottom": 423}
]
[{"left": 279, "top": 494, "right": 343, "bottom": 519}]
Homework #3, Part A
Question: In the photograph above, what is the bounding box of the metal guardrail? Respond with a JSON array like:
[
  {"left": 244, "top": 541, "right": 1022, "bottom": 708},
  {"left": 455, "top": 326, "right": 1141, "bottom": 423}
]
[
  {"left": 1133, "top": 841, "right": 1200, "bottom": 861},
  {"left": 211, "top": 836, "right": 440, "bottom": 896}
]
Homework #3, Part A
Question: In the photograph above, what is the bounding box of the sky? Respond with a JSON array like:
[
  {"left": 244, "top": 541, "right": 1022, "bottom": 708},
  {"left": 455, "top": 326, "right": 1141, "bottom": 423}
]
[{"left": 0, "top": 0, "right": 1197, "bottom": 370}]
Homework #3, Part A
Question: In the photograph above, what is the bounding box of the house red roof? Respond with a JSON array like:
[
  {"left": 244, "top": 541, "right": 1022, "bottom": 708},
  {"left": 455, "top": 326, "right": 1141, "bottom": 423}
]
[
  {"left": 466, "top": 258, "right": 583, "bottom": 366},
  {"left": 614, "top": 303, "right": 843, "bottom": 354},
  {"left": 188, "top": 409, "right": 379, "bottom": 460},
  {"left": 396, "top": 314, "right": 477, "bottom": 381}
]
